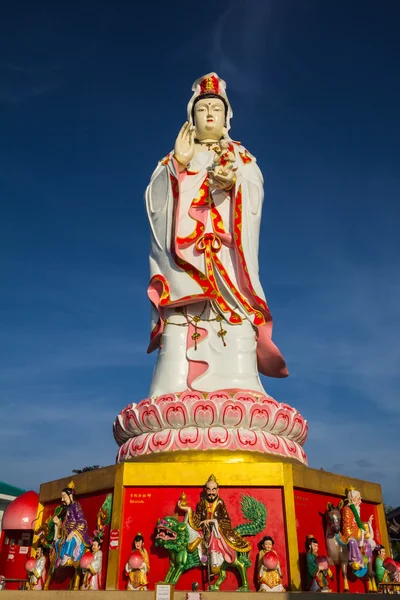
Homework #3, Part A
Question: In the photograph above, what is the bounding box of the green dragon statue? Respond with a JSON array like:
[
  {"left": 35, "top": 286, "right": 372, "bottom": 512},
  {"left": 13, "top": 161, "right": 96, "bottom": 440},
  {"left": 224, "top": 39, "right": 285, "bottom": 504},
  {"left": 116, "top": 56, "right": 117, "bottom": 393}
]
[{"left": 155, "top": 494, "right": 267, "bottom": 591}]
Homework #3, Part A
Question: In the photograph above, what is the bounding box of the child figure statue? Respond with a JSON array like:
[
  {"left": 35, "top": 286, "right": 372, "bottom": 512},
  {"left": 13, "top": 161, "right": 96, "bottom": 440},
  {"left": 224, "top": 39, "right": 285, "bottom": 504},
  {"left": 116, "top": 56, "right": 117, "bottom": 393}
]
[
  {"left": 257, "top": 536, "right": 285, "bottom": 592},
  {"left": 125, "top": 533, "right": 150, "bottom": 591},
  {"left": 27, "top": 546, "right": 47, "bottom": 590},
  {"left": 80, "top": 538, "right": 103, "bottom": 591},
  {"left": 306, "top": 535, "right": 333, "bottom": 592},
  {"left": 210, "top": 138, "right": 236, "bottom": 179}
]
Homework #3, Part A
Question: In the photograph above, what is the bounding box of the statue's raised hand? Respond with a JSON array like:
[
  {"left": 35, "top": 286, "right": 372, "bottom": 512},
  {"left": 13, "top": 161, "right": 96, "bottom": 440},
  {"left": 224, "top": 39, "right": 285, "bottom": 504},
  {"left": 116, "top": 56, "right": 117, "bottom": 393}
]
[{"left": 174, "top": 121, "right": 195, "bottom": 168}]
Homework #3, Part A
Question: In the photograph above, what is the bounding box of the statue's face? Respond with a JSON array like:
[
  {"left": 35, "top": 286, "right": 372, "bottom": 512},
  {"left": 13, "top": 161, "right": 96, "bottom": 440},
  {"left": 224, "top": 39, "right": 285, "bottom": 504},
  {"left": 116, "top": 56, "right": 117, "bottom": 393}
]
[
  {"left": 263, "top": 539, "right": 273, "bottom": 551},
  {"left": 92, "top": 540, "right": 100, "bottom": 552},
  {"left": 194, "top": 98, "right": 225, "bottom": 141},
  {"left": 379, "top": 547, "right": 386, "bottom": 559},
  {"left": 205, "top": 481, "right": 219, "bottom": 502},
  {"left": 311, "top": 541, "right": 318, "bottom": 555},
  {"left": 353, "top": 491, "right": 361, "bottom": 506},
  {"left": 134, "top": 539, "right": 143, "bottom": 550},
  {"left": 61, "top": 491, "right": 72, "bottom": 505},
  {"left": 36, "top": 547, "right": 42, "bottom": 558}
]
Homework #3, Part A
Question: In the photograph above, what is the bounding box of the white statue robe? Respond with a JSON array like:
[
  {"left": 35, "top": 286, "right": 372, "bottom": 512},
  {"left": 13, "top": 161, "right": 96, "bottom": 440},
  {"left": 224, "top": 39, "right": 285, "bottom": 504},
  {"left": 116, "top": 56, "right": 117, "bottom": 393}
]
[
  {"left": 80, "top": 550, "right": 103, "bottom": 590},
  {"left": 146, "top": 142, "right": 287, "bottom": 397}
]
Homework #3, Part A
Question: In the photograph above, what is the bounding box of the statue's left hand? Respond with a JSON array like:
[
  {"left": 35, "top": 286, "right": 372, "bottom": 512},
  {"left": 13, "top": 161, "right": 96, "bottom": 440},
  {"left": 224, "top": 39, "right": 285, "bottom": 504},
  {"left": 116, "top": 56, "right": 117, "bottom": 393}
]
[{"left": 209, "top": 170, "right": 235, "bottom": 190}]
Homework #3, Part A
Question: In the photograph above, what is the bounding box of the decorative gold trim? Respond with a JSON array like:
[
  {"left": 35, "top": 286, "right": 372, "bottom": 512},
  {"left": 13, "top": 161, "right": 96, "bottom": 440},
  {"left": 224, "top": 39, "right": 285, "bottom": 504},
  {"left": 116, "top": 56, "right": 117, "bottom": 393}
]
[
  {"left": 105, "top": 463, "right": 124, "bottom": 591},
  {"left": 121, "top": 453, "right": 293, "bottom": 487},
  {"left": 282, "top": 464, "right": 301, "bottom": 591},
  {"left": 376, "top": 501, "right": 390, "bottom": 551},
  {"left": 39, "top": 465, "right": 117, "bottom": 503},
  {"left": 31, "top": 501, "right": 44, "bottom": 556},
  {"left": 292, "top": 464, "right": 383, "bottom": 503}
]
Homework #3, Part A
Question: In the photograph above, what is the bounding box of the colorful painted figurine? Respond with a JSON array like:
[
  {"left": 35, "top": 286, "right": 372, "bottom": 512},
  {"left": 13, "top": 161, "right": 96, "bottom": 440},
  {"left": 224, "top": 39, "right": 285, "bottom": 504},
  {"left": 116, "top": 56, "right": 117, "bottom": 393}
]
[
  {"left": 341, "top": 487, "right": 375, "bottom": 573},
  {"left": 125, "top": 533, "right": 150, "bottom": 591},
  {"left": 78, "top": 493, "right": 111, "bottom": 591},
  {"left": 80, "top": 538, "right": 103, "bottom": 591},
  {"left": 155, "top": 474, "right": 266, "bottom": 591},
  {"left": 325, "top": 501, "right": 351, "bottom": 592},
  {"left": 43, "top": 481, "right": 90, "bottom": 590},
  {"left": 375, "top": 545, "right": 390, "bottom": 586},
  {"left": 257, "top": 536, "right": 285, "bottom": 592},
  {"left": 306, "top": 535, "right": 333, "bottom": 592},
  {"left": 382, "top": 555, "right": 400, "bottom": 592},
  {"left": 210, "top": 138, "right": 236, "bottom": 178},
  {"left": 27, "top": 546, "right": 47, "bottom": 590}
]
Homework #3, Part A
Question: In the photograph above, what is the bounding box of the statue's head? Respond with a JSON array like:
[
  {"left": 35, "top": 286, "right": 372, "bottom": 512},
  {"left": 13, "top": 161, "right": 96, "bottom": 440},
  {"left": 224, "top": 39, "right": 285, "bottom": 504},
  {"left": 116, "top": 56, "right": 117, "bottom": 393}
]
[
  {"left": 347, "top": 487, "right": 361, "bottom": 507},
  {"left": 307, "top": 535, "right": 319, "bottom": 555},
  {"left": 35, "top": 546, "right": 43, "bottom": 558},
  {"left": 261, "top": 535, "right": 274, "bottom": 551},
  {"left": 133, "top": 532, "right": 144, "bottom": 550},
  {"left": 376, "top": 545, "right": 386, "bottom": 559},
  {"left": 92, "top": 538, "right": 102, "bottom": 552},
  {"left": 193, "top": 96, "right": 226, "bottom": 141},
  {"left": 61, "top": 483, "right": 75, "bottom": 506},
  {"left": 187, "top": 73, "right": 233, "bottom": 139},
  {"left": 204, "top": 474, "right": 219, "bottom": 503}
]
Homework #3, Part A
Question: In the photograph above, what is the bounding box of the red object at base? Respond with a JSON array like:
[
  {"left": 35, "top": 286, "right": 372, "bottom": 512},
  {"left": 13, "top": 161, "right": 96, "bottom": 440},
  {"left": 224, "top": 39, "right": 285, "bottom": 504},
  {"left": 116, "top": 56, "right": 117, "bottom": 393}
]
[
  {"left": 316, "top": 556, "right": 329, "bottom": 571},
  {"left": 25, "top": 558, "right": 36, "bottom": 572},
  {"left": 263, "top": 551, "right": 279, "bottom": 570},
  {"left": 128, "top": 552, "right": 144, "bottom": 570},
  {"left": 80, "top": 552, "right": 94, "bottom": 570}
]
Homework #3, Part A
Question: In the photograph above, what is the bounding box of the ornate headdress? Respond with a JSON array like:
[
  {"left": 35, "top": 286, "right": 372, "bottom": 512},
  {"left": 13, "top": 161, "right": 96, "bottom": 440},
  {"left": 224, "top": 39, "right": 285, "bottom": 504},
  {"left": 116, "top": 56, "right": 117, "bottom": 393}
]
[
  {"left": 67, "top": 480, "right": 75, "bottom": 490},
  {"left": 346, "top": 486, "right": 359, "bottom": 503},
  {"left": 206, "top": 474, "right": 219, "bottom": 486},
  {"left": 187, "top": 73, "right": 233, "bottom": 132},
  {"left": 307, "top": 534, "right": 318, "bottom": 544}
]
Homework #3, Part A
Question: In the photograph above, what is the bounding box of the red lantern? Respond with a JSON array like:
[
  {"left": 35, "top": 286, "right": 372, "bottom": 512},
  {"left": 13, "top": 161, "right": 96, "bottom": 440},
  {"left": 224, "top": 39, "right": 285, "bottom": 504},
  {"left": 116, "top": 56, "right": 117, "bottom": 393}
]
[
  {"left": 80, "top": 552, "right": 94, "bottom": 570},
  {"left": 316, "top": 556, "right": 329, "bottom": 571},
  {"left": 24, "top": 558, "right": 37, "bottom": 572},
  {"left": 263, "top": 551, "right": 278, "bottom": 570},
  {"left": 128, "top": 552, "right": 144, "bottom": 570}
]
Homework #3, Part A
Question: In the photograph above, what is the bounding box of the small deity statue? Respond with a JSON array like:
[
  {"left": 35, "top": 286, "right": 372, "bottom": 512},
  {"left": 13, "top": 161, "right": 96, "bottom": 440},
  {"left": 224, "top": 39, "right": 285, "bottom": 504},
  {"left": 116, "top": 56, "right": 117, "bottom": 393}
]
[
  {"left": 52, "top": 481, "right": 91, "bottom": 568},
  {"left": 146, "top": 72, "right": 288, "bottom": 398},
  {"left": 80, "top": 538, "right": 103, "bottom": 591},
  {"left": 257, "top": 535, "right": 285, "bottom": 592},
  {"left": 125, "top": 533, "right": 150, "bottom": 591},
  {"left": 178, "top": 474, "right": 251, "bottom": 576},
  {"left": 210, "top": 138, "right": 236, "bottom": 179},
  {"left": 27, "top": 546, "right": 47, "bottom": 590},
  {"left": 44, "top": 481, "right": 90, "bottom": 590},
  {"left": 340, "top": 487, "right": 374, "bottom": 573},
  {"left": 375, "top": 546, "right": 390, "bottom": 586},
  {"left": 305, "top": 536, "right": 333, "bottom": 592},
  {"left": 156, "top": 475, "right": 265, "bottom": 591}
]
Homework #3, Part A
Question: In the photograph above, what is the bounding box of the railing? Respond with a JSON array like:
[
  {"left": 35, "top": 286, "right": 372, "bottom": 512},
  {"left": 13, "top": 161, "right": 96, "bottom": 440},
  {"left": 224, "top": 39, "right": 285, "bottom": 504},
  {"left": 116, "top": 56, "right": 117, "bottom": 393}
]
[{"left": 0, "top": 578, "right": 29, "bottom": 591}]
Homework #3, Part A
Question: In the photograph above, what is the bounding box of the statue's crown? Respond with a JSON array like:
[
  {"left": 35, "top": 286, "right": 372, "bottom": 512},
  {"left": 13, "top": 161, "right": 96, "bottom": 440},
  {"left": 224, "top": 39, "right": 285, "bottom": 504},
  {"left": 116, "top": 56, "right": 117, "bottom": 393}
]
[
  {"left": 206, "top": 474, "right": 219, "bottom": 485},
  {"left": 67, "top": 480, "right": 75, "bottom": 490},
  {"left": 199, "top": 74, "right": 220, "bottom": 96}
]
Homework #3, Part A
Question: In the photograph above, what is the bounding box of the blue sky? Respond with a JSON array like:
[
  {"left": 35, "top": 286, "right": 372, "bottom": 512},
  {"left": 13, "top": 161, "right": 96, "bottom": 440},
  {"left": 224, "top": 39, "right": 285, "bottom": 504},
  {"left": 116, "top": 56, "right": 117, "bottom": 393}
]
[{"left": 1, "top": 1, "right": 399, "bottom": 504}]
